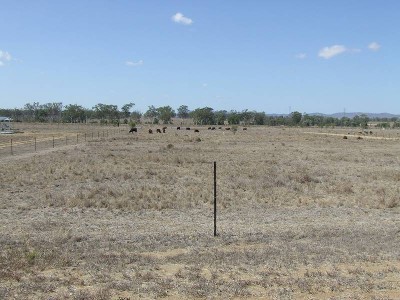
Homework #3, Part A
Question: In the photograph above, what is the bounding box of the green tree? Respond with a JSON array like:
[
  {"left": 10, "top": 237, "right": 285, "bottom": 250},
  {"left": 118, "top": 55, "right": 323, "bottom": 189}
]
[
  {"left": 63, "top": 104, "right": 86, "bottom": 123},
  {"left": 353, "top": 114, "right": 369, "bottom": 128},
  {"left": 190, "top": 107, "right": 215, "bottom": 125},
  {"left": 121, "top": 102, "right": 135, "bottom": 119},
  {"left": 24, "top": 102, "right": 41, "bottom": 122},
  {"left": 93, "top": 103, "right": 119, "bottom": 123},
  {"left": 227, "top": 111, "right": 241, "bottom": 125},
  {"left": 214, "top": 110, "right": 227, "bottom": 125},
  {"left": 240, "top": 109, "right": 254, "bottom": 125},
  {"left": 144, "top": 105, "right": 159, "bottom": 123},
  {"left": 291, "top": 111, "right": 302, "bottom": 125},
  {"left": 157, "top": 106, "right": 175, "bottom": 124},
  {"left": 41, "top": 102, "right": 63, "bottom": 122},
  {"left": 254, "top": 112, "right": 267, "bottom": 125},
  {"left": 177, "top": 105, "right": 190, "bottom": 119},
  {"left": 130, "top": 110, "right": 142, "bottom": 123}
]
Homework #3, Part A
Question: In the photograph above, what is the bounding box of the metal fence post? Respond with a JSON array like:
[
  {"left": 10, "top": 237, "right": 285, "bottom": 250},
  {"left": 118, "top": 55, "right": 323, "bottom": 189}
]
[{"left": 214, "top": 161, "right": 217, "bottom": 237}]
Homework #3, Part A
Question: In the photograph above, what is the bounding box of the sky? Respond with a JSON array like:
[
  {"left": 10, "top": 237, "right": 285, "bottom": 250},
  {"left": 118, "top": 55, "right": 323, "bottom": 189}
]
[{"left": 1, "top": 0, "right": 399, "bottom": 114}]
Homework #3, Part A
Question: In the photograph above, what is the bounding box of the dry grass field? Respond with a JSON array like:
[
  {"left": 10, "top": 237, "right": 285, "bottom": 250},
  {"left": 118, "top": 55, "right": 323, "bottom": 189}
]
[{"left": 1, "top": 123, "right": 400, "bottom": 299}]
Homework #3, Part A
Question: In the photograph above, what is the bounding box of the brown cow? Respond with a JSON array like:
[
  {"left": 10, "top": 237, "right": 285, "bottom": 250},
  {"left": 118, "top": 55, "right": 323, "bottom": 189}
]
[{"left": 243, "top": 127, "right": 247, "bottom": 130}]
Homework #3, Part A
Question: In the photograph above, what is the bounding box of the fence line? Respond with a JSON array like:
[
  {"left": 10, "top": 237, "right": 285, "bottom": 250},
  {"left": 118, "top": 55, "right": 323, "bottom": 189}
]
[{"left": 0, "top": 128, "right": 124, "bottom": 158}]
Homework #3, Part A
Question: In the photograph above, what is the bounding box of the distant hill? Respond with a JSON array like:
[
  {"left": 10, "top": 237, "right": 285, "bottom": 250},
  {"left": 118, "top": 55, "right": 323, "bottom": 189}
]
[
  {"left": 267, "top": 112, "right": 400, "bottom": 119},
  {"left": 308, "top": 112, "right": 400, "bottom": 119}
]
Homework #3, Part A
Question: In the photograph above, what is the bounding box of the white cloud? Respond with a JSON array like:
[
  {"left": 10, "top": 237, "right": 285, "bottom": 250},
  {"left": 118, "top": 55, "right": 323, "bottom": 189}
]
[
  {"left": 368, "top": 42, "right": 381, "bottom": 51},
  {"left": 0, "top": 50, "right": 12, "bottom": 61},
  {"left": 0, "top": 50, "right": 12, "bottom": 66},
  {"left": 126, "top": 60, "right": 143, "bottom": 67},
  {"left": 172, "top": 12, "right": 193, "bottom": 25},
  {"left": 295, "top": 53, "right": 307, "bottom": 59},
  {"left": 202, "top": 83, "right": 208, "bottom": 87},
  {"left": 318, "top": 45, "right": 347, "bottom": 59}
]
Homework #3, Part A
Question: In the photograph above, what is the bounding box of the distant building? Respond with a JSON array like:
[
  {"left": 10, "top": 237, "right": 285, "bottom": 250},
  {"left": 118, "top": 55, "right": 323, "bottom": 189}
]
[
  {"left": 0, "top": 116, "right": 13, "bottom": 132},
  {"left": 0, "top": 116, "right": 12, "bottom": 122}
]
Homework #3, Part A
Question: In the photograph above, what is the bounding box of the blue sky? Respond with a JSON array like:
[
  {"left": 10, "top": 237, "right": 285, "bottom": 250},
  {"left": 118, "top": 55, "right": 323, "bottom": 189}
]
[{"left": 1, "top": 0, "right": 399, "bottom": 114}]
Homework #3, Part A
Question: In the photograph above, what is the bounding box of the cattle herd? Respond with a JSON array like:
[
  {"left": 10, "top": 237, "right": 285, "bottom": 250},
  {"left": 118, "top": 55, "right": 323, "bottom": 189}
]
[{"left": 129, "top": 126, "right": 248, "bottom": 134}]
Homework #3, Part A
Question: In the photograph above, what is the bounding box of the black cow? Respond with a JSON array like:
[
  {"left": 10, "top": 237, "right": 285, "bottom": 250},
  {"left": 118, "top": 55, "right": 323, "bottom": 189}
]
[
  {"left": 211, "top": 127, "right": 216, "bottom": 130},
  {"left": 194, "top": 129, "right": 199, "bottom": 132},
  {"left": 129, "top": 127, "right": 137, "bottom": 133},
  {"left": 148, "top": 129, "right": 153, "bottom": 134},
  {"left": 243, "top": 127, "right": 247, "bottom": 131},
  {"left": 156, "top": 129, "right": 162, "bottom": 133},
  {"left": 177, "top": 126, "right": 181, "bottom": 130},
  {"left": 186, "top": 127, "right": 191, "bottom": 130},
  {"left": 225, "top": 127, "right": 231, "bottom": 130}
]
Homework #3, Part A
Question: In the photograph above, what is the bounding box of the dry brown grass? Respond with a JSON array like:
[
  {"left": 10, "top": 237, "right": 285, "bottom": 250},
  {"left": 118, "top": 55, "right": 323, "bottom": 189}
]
[{"left": 1, "top": 124, "right": 400, "bottom": 299}]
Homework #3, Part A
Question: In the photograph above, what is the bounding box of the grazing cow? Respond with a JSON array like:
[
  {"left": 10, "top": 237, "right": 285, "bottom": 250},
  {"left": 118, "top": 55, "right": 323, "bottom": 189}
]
[
  {"left": 357, "top": 136, "right": 363, "bottom": 140},
  {"left": 186, "top": 127, "right": 191, "bottom": 130},
  {"left": 177, "top": 126, "right": 181, "bottom": 130},
  {"left": 343, "top": 136, "right": 348, "bottom": 139},
  {"left": 211, "top": 127, "right": 216, "bottom": 130},
  {"left": 148, "top": 129, "right": 153, "bottom": 134},
  {"left": 194, "top": 129, "right": 200, "bottom": 132},
  {"left": 156, "top": 129, "right": 162, "bottom": 133},
  {"left": 162, "top": 127, "right": 167, "bottom": 133},
  {"left": 369, "top": 131, "right": 373, "bottom": 135},
  {"left": 208, "top": 127, "right": 211, "bottom": 130},
  {"left": 243, "top": 127, "right": 247, "bottom": 131},
  {"left": 225, "top": 127, "right": 231, "bottom": 130},
  {"left": 129, "top": 127, "right": 137, "bottom": 133},
  {"left": 218, "top": 127, "right": 222, "bottom": 129}
]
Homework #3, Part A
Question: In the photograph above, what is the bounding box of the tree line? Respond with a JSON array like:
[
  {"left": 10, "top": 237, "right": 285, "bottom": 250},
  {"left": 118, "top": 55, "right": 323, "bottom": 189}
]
[{"left": 1, "top": 102, "right": 399, "bottom": 128}]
